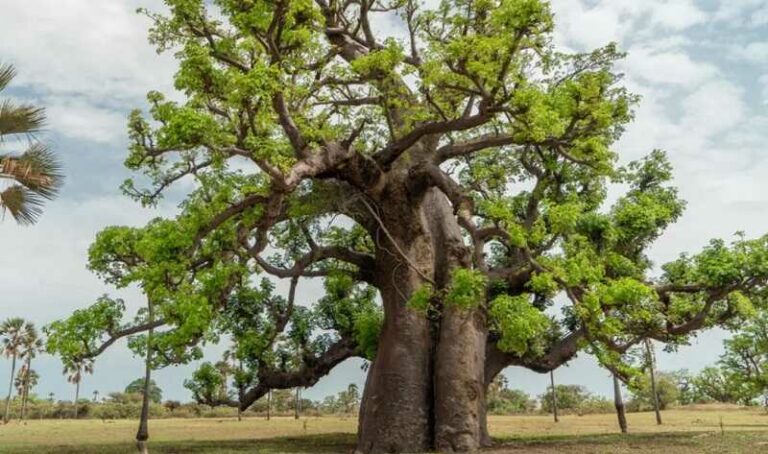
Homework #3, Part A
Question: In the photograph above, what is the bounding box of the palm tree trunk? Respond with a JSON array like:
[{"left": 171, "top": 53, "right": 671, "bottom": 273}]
[
  {"left": 613, "top": 374, "right": 627, "bottom": 433},
  {"left": 136, "top": 300, "right": 154, "bottom": 454},
  {"left": 550, "top": 370, "right": 559, "bottom": 423},
  {"left": 74, "top": 379, "right": 80, "bottom": 419},
  {"left": 4, "top": 353, "right": 17, "bottom": 424},
  {"left": 20, "top": 357, "right": 31, "bottom": 422}
]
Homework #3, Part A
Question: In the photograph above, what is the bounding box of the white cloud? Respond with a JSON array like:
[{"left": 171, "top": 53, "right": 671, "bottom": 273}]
[
  {"left": 0, "top": 0, "right": 175, "bottom": 103},
  {"left": 679, "top": 79, "right": 745, "bottom": 138},
  {"left": 750, "top": 6, "right": 768, "bottom": 26},
  {"left": 0, "top": 195, "right": 177, "bottom": 319},
  {"left": 551, "top": 1, "right": 623, "bottom": 50},
  {"left": 713, "top": 0, "right": 768, "bottom": 25},
  {"left": 733, "top": 41, "right": 768, "bottom": 65},
  {"left": 623, "top": 48, "right": 719, "bottom": 86},
  {"left": 0, "top": 0, "right": 177, "bottom": 142},
  {"left": 552, "top": 0, "right": 708, "bottom": 51},
  {"left": 45, "top": 98, "right": 128, "bottom": 143},
  {"left": 650, "top": 0, "right": 709, "bottom": 29},
  {"left": 760, "top": 75, "right": 768, "bottom": 104}
]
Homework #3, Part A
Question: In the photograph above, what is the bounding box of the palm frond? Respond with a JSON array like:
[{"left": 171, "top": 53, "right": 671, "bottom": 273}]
[
  {"left": 1, "top": 143, "right": 63, "bottom": 199},
  {"left": 0, "top": 185, "right": 45, "bottom": 225},
  {"left": 0, "top": 100, "right": 46, "bottom": 138},
  {"left": 0, "top": 63, "right": 15, "bottom": 92}
]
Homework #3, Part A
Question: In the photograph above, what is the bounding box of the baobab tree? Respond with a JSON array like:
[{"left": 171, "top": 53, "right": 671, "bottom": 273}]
[{"left": 50, "top": 0, "right": 768, "bottom": 452}]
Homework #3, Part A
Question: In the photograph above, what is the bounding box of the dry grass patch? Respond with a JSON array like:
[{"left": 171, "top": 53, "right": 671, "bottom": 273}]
[{"left": 0, "top": 407, "right": 766, "bottom": 453}]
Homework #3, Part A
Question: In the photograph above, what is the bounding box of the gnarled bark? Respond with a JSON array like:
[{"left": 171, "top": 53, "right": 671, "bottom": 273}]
[
  {"left": 357, "top": 189, "right": 488, "bottom": 453},
  {"left": 356, "top": 192, "right": 435, "bottom": 453}
]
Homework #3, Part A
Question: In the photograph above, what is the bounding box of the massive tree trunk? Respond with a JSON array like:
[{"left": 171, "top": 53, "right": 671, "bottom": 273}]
[
  {"left": 356, "top": 217, "right": 434, "bottom": 453},
  {"left": 356, "top": 189, "right": 487, "bottom": 453},
  {"left": 430, "top": 192, "right": 487, "bottom": 453},
  {"left": 434, "top": 305, "right": 486, "bottom": 452}
]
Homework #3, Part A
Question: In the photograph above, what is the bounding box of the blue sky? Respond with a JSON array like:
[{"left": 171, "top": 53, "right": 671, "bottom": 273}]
[{"left": 1, "top": 0, "right": 767, "bottom": 403}]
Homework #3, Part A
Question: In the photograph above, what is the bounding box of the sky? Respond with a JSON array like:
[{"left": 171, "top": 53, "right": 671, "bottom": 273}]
[{"left": 1, "top": 0, "right": 767, "bottom": 404}]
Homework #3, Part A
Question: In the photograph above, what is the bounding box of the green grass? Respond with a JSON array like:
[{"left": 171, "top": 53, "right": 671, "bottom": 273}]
[{"left": 1, "top": 407, "right": 767, "bottom": 453}]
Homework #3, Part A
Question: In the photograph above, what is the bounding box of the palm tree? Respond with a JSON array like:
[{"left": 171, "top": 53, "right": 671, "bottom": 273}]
[
  {"left": 16, "top": 323, "right": 42, "bottom": 422},
  {"left": 0, "top": 63, "right": 62, "bottom": 225},
  {"left": 2, "top": 317, "right": 31, "bottom": 423},
  {"left": 14, "top": 367, "right": 38, "bottom": 422},
  {"left": 63, "top": 357, "right": 93, "bottom": 419}
]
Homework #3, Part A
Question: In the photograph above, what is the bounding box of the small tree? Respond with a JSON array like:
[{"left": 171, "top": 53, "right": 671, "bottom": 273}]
[
  {"left": 628, "top": 371, "right": 680, "bottom": 411},
  {"left": 125, "top": 378, "right": 163, "bottom": 404},
  {"left": 14, "top": 367, "right": 38, "bottom": 422},
  {"left": 184, "top": 362, "right": 233, "bottom": 407},
  {"left": 163, "top": 400, "right": 181, "bottom": 414},
  {"left": 337, "top": 384, "right": 361, "bottom": 414},
  {"left": 17, "top": 324, "right": 43, "bottom": 422},
  {"left": 718, "top": 313, "right": 768, "bottom": 405},
  {"left": 486, "top": 375, "right": 535, "bottom": 414},
  {"left": 693, "top": 367, "right": 754, "bottom": 405},
  {"left": 62, "top": 357, "right": 94, "bottom": 419},
  {"left": 539, "top": 385, "right": 591, "bottom": 414}
]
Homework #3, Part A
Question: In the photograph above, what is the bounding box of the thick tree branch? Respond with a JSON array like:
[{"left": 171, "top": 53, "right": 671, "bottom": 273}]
[{"left": 239, "top": 336, "right": 359, "bottom": 410}]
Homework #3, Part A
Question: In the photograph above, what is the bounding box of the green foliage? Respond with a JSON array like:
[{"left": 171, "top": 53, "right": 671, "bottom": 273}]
[
  {"left": 45, "top": 297, "right": 125, "bottom": 361},
  {"left": 319, "top": 384, "right": 360, "bottom": 414},
  {"left": 354, "top": 310, "right": 383, "bottom": 361},
  {"left": 628, "top": 371, "right": 680, "bottom": 411},
  {"left": 539, "top": 384, "right": 592, "bottom": 414},
  {"left": 486, "top": 375, "right": 536, "bottom": 414},
  {"left": 445, "top": 268, "right": 487, "bottom": 309},
  {"left": 407, "top": 284, "right": 434, "bottom": 314},
  {"left": 184, "top": 362, "right": 230, "bottom": 407},
  {"left": 124, "top": 378, "right": 163, "bottom": 404},
  {"left": 46, "top": 0, "right": 768, "bottom": 420},
  {"left": 690, "top": 313, "right": 768, "bottom": 406},
  {"left": 489, "top": 295, "right": 550, "bottom": 355}
]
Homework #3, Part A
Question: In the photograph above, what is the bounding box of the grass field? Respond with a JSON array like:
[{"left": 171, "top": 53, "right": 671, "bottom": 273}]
[{"left": 1, "top": 407, "right": 767, "bottom": 453}]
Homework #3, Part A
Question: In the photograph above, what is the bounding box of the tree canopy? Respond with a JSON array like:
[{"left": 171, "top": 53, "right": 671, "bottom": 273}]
[
  {"left": 46, "top": 1, "right": 768, "bottom": 451},
  {"left": 125, "top": 378, "right": 164, "bottom": 404}
]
